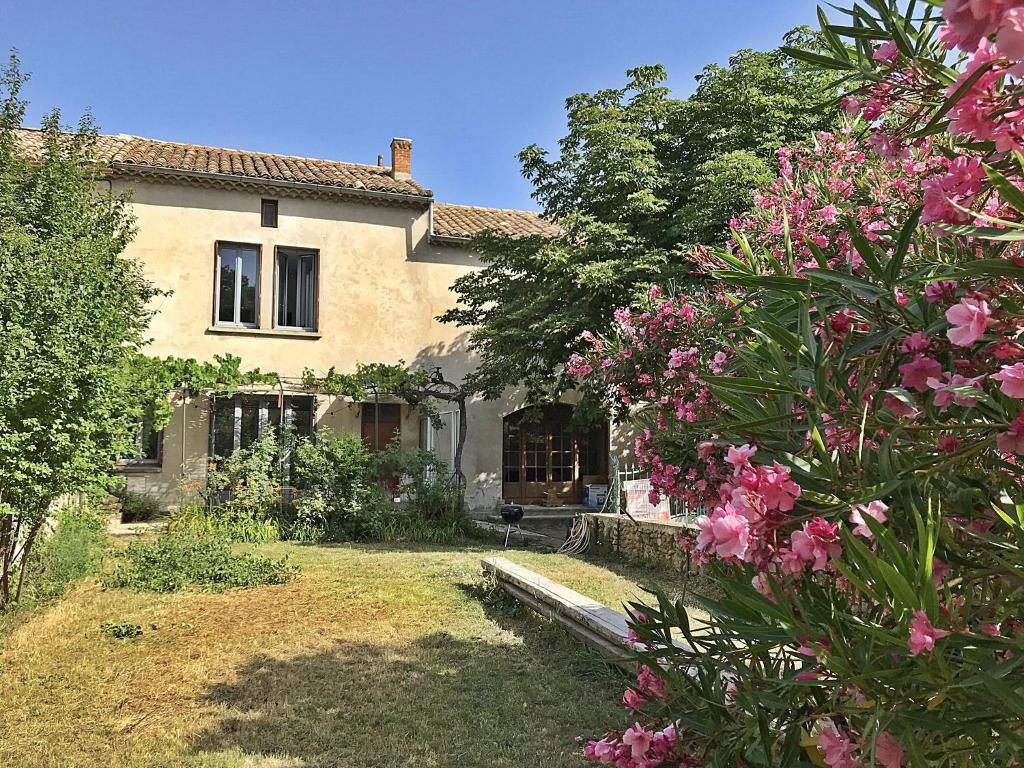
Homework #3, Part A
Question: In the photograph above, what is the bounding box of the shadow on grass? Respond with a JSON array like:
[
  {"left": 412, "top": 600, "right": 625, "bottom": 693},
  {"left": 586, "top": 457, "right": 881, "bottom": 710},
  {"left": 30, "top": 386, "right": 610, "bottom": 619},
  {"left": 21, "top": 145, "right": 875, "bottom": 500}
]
[{"left": 190, "top": 630, "right": 626, "bottom": 768}]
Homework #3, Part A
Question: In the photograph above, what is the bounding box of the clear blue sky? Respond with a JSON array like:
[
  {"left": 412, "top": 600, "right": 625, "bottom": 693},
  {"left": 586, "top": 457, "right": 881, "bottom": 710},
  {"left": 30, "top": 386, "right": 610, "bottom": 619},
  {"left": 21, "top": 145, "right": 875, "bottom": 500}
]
[{"left": 1, "top": 0, "right": 821, "bottom": 210}]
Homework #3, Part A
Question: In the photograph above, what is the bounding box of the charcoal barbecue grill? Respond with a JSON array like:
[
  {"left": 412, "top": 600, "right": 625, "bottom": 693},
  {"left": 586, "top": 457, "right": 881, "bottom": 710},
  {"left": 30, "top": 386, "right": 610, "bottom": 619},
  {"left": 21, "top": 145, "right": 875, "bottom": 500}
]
[{"left": 500, "top": 504, "right": 524, "bottom": 547}]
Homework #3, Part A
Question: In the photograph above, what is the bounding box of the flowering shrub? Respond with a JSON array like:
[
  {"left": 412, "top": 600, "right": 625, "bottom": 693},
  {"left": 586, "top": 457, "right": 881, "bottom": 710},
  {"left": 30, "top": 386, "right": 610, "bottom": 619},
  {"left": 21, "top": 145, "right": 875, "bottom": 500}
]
[{"left": 572, "top": 3, "right": 1024, "bottom": 765}]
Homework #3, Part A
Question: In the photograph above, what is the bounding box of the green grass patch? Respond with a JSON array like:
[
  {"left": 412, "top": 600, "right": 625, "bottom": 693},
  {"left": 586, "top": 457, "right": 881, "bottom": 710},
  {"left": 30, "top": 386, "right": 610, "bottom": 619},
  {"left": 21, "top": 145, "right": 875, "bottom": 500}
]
[
  {"left": 105, "top": 533, "right": 296, "bottom": 593},
  {"left": 0, "top": 540, "right": 690, "bottom": 767}
]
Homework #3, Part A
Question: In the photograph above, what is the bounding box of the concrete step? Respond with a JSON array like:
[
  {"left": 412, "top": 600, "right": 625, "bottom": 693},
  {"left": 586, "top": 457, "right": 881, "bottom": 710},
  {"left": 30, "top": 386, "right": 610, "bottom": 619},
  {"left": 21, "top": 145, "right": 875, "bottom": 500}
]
[{"left": 481, "top": 556, "right": 691, "bottom": 666}]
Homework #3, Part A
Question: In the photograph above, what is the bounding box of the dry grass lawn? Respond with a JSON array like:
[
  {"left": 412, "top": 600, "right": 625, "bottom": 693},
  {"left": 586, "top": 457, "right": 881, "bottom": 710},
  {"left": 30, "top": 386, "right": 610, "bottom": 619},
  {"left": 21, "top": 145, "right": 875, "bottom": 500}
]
[{"left": 0, "top": 540, "right": 697, "bottom": 768}]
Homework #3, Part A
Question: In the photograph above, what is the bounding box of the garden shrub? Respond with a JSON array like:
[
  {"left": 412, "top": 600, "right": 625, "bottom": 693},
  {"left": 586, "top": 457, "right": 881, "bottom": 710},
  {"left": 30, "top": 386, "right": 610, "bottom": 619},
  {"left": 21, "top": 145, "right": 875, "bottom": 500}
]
[
  {"left": 106, "top": 533, "right": 295, "bottom": 593},
  {"left": 370, "top": 440, "right": 470, "bottom": 526},
  {"left": 200, "top": 432, "right": 283, "bottom": 542},
  {"left": 119, "top": 491, "right": 161, "bottom": 523},
  {"left": 184, "top": 427, "right": 467, "bottom": 544},
  {"left": 20, "top": 504, "right": 108, "bottom": 604},
  {"left": 289, "top": 429, "right": 380, "bottom": 541},
  {"left": 568, "top": 4, "right": 1024, "bottom": 766},
  {"left": 168, "top": 501, "right": 280, "bottom": 543}
]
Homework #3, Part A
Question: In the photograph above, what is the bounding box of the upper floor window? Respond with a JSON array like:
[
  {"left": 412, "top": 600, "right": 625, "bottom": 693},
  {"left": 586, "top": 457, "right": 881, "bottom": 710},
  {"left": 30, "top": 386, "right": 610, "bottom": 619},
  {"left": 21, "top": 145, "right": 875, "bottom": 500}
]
[
  {"left": 275, "top": 247, "right": 318, "bottom": 331},
  {"left": 216, "top": 242, "right": 260, "bottom": 326},
  {"left": 261, "top": 199, "right": 278, "bottom": 228}
]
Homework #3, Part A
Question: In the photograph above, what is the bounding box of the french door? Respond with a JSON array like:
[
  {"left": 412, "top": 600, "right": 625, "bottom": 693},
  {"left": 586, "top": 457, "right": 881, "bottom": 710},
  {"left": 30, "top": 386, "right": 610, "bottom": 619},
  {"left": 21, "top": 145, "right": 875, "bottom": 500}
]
[{"left": 502, "top": 405, "right": 607, "bottom": 505}]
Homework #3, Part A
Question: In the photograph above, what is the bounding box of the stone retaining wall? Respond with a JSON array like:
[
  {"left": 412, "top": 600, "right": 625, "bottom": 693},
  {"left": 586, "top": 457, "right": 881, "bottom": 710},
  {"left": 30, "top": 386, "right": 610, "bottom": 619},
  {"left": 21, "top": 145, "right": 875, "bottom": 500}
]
[{"left": 585, "top": 512, "right": 696, "bottom": 571}]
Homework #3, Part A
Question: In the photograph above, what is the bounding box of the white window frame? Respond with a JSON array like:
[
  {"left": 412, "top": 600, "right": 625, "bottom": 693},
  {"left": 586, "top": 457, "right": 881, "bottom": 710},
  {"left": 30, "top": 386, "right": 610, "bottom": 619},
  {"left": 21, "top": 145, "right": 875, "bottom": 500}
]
[
  {"left": 274, "top": 247, "right": 319, "bottom": 332},
  {"left": 215, "top": 242, "right": 261, "bottom": 328},
  {"left": 419, "top": 409, "right": 459, "bottom": 477},
  {"left": 119, "top": 418, "right": 162, "bottom": 467}
]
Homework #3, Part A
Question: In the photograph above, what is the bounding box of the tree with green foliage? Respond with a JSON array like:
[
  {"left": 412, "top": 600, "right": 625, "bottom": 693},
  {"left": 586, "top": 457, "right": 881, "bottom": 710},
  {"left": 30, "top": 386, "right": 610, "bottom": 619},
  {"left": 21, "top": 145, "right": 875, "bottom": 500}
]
[
  {"left": 0, "top": 53, "right": 157, "bottom": 608},
  {"left": 441, "top": 30, "right": 839, "bottom": 403}
]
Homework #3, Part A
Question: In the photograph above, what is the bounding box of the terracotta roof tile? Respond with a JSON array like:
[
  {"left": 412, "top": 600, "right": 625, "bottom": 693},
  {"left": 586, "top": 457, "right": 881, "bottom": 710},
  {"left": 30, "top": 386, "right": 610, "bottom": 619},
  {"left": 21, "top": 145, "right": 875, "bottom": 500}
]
[
  {"left": 12, "top": 129, "right": 559, "bottom": 238},
  {"left": 12, "top": 128, "right": 431, "bottom": 198},
  {"left": 432, "top": 202, "right": 559, "bottom": 241}
]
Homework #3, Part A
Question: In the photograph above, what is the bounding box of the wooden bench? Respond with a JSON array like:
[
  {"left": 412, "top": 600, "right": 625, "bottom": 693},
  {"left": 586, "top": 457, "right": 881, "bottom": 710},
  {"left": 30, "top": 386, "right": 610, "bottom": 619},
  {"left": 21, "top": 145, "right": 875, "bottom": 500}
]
[{"left": 482, "top": 556, "right": 691, "bottom": 665}]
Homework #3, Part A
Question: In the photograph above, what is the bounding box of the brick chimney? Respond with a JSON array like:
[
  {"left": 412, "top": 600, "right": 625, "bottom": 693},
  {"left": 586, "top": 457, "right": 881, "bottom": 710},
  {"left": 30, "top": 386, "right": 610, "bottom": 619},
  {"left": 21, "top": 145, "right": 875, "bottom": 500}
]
[{"left": 390, "top": 137, "right": 412, "bottom": 179}]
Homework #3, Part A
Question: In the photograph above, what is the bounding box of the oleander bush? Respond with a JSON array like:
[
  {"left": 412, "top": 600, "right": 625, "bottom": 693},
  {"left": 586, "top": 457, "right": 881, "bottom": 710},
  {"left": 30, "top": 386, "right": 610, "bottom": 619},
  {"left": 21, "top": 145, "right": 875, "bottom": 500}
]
[{"left": 570, "top": 3, "right": 1024, "bottom": 766}]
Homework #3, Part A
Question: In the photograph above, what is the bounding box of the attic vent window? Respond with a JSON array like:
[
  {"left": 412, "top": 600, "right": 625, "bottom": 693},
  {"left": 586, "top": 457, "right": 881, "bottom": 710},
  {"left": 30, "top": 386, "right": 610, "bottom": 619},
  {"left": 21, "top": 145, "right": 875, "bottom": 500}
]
[{"left": 261, "top": 199, "right": 278, "bottom": 228}]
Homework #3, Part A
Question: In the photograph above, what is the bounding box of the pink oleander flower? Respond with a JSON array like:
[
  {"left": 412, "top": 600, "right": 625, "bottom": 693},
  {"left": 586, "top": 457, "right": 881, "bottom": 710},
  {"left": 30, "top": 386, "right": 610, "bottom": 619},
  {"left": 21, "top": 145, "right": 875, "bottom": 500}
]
[
  {"left": 622, "top": 723, "right": 653, "bottom": 760},
  {"left": 791, "top": 517, "right": 842, "bottom": 572},
  {"left": 926, "top": 372, "right": 985, "bottom": 410},
  {"left": 840, "top": 95, "right": 862, "bottom": 116},
  {"left": 924, "top": 279, "right": 957, "bottom": 304},
  {"left": 900, "top": 331, "right": 931, "bottom": 354},
  {"left": 945, "top": 298, "right": 991, "bottom": 346},
  {"left": 819, "top": 724, "right": 862, "bottom": 768},
  {"left": 818, "top": 204, "right": 840, "bottom": 225},
  {"left": 993, "top": 362, "right": 1024, "bottom": 398},
  {"left": 696, "top": 507, "right": 750, "bottom": 561},
  {"left": 849, "top": 500, "right": 889, "bottom": 539},
  {"left": 873, "top": 40, "right": 900, "bottom": 63},
  {"left": 758, "top": 463, "right": 802, "bottom": 512},
  {"left": 884, "top": 393, "right": 920, "bottom": 419},
  {"left": 998, "top": 7, "right": 1024, "bottom": 68},
  {"left": 899, "top": 354, "right": 943, "bottom": 392},
  {"left": 938, "top": 434, "right": 960, "bottom": 453},
  {"left": 992, "top": 340, "right": 1024, "bottom": 360},
  {"left": 867, "top": 130, "right": 908, "bottom": 160},
  {"left": 909, "top": 609, "right": 951, "bottom": 656},
  {"left": 621, "top": 687, "right": 645, "bottom": 711},
  {"left": 637, "top": 664, "right": 666, "bottom": 702},
  {"left": 710, "top": 350, "right": 729, "bottom": 374},
  {"left": 997, "top": 413, "right": 1024, "bottom": 454},
  {"left": 725, "top": 443, "right": 756, "bottom": 474},
  {"left": 830, "top": 311, "right": 852, "bottom": 338},
  {"left": 875, "top": 732, "right": 906, "bottom": 768},
  {"left": 942, "top": 0, "right": 1010, "bottom": 51},
  {"left": 921, "top": 157, "right": 986, "bottom": 225},
  {"left": 584, "top": 737, "right": 617, "bottom": 763}
]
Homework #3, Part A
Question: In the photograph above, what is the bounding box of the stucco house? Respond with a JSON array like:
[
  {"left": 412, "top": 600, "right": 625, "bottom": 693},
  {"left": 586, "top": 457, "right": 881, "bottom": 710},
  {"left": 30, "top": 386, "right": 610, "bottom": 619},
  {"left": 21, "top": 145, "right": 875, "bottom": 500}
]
[{"left": 14, "top": 128, "right": 612, "bottom": 512}]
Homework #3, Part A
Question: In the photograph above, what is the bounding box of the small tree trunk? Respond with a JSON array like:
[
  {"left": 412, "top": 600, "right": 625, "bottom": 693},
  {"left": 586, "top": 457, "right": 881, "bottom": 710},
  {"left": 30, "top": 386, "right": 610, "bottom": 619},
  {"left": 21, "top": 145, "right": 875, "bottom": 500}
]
[
  {"left": 454, "top": 395, "right": 468, "bottom": 487},
  {"left": 0, "top": 514, "right": 17, "bottom": 611},
  {"left": 14, "top": 522, "right": 41, "bottom": 602}
]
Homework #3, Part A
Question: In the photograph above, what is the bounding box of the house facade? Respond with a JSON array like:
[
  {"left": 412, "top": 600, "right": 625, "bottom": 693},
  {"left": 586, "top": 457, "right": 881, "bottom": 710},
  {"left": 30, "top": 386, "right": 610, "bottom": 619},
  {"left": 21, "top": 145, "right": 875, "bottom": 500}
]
[{"left": 15, "top": 129, "right": 612, "bottom": 511}]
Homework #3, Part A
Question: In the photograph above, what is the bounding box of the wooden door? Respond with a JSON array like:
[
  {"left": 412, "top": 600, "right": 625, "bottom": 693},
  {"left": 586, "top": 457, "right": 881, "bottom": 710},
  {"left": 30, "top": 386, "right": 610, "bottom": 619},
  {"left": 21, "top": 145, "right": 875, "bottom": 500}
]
[
  {"left": 361, "top": 403, "right": 401, "bottom": 452},
  {"left": 501, "top": 405, "right": 608, "bottom": 505}
]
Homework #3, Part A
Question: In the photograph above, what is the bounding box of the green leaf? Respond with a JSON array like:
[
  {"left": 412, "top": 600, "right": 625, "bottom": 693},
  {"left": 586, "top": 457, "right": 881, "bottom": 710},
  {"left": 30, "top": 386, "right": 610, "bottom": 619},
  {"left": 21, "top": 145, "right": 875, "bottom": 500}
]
[
  {"left": 780, "top": 46, "right": 858, "bottom": 71},
  {"left": 702, "top": 376, "right": 799, "bottom": 395},
  {"left": 985, "top": 165, "right": 1024, "bottom": 214},
  {"left": 951, "top": 259, "right": 1024, "bottom": 279},
  {"left": 887, "top": 206, "right": 922, "bottom": 283},
  {"left": 801, "top": 268, "right": 885, "bottom": 299}
]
